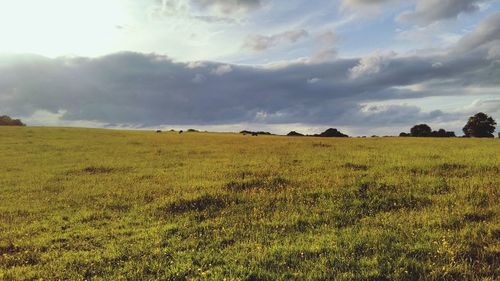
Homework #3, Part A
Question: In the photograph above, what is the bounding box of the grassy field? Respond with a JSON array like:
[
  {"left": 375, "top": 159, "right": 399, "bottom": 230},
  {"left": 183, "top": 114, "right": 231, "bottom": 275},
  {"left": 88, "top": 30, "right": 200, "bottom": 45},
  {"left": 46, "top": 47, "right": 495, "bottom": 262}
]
[{"left": 0, "top": 127, "right": 498, "bottom": 280}]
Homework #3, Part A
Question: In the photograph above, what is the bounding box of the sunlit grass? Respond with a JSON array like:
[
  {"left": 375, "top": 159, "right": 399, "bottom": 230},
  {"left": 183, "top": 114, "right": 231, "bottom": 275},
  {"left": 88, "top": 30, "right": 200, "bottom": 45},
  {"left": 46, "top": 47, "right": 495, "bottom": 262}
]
[{"left": 0, "top": 127, "right": 498, "bottom": 280}]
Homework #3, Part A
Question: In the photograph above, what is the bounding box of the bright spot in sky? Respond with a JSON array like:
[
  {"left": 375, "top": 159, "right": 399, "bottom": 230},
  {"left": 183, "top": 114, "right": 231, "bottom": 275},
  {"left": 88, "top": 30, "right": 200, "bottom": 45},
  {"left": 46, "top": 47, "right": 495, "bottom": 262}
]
[{"left": 0, "top": 0, "right": 130, "bottom": 57}]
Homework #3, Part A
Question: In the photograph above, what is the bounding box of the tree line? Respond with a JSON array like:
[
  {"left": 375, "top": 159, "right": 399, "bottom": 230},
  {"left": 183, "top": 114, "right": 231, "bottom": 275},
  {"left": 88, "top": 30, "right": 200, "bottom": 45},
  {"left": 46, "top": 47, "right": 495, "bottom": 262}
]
[
  {"left": 1, "top": 112, "right": 497, "bottom": 138},
  {"left": 283, "top": 112, "right": 497, "bottom": 138},
  {"left": 399, "top": 112, "right": 497, "bottom": 138}
]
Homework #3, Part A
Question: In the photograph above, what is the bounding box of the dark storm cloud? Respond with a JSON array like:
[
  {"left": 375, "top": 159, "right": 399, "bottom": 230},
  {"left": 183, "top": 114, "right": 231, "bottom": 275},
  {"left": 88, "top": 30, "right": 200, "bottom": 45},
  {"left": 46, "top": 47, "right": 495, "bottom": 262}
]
[
  {"left": 398, "top": 0, "right": 489, "bottom": 25},
  {"left": 0, "top": 52, "right": 495, "bottom": 127},
  {"left": 0, "top": 14, "right": 499, "bottom": 128}
]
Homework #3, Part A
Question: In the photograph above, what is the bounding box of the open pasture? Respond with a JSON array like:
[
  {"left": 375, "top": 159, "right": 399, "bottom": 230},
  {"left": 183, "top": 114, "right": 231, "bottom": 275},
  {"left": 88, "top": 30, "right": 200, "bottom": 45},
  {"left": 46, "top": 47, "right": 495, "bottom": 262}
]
[{"left": 0, "top": 127, "right": 498, "bottom": 280}]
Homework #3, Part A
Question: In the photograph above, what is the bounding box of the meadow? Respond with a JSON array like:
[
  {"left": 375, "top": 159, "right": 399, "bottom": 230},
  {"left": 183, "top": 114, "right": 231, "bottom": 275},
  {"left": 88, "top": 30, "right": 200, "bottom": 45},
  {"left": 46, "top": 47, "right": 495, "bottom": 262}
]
[{"left": 0, "top": 127, "right": 498, "bottom": 280}]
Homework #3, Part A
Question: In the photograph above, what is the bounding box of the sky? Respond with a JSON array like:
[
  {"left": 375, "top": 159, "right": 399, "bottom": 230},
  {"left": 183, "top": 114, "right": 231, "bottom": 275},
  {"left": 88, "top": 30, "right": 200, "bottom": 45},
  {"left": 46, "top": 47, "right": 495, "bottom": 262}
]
[{"left": 0, "top": 0, "right": 499, "bottom": 135}]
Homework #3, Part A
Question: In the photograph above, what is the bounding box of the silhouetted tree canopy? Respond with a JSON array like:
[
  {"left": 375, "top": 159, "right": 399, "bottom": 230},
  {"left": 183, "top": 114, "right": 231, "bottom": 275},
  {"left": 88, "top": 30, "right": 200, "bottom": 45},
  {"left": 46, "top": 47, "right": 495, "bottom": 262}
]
[
  {"left": 430, "top": 129, "right": 456, "bottom": 138},
  {"left": 0, "top": 115, "right": 25, "bottom": 126},
  {"left": 410, "top": 124, "right": 432, "bottom": 137},
  {"left": 316, "top": 128, "right": 348, "bottom": 138},
  {"left": 403, "top": 125, "right": 455, "bottom": 138},
  {"left": 240, "top": 130, "right": 272, "bottom": 136},
  {"left": 463, "top": 112, "right": 496, "bottom": 138},
  {"left": 285, "top": 128, "right": 348, "bottom": 137}
]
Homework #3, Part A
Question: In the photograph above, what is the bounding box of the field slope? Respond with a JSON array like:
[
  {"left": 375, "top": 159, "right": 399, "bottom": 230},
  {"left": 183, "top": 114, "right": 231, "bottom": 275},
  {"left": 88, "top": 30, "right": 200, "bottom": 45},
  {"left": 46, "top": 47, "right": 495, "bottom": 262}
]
[{"left": 0, "top": 127, "right": 499, "bottom": 280}]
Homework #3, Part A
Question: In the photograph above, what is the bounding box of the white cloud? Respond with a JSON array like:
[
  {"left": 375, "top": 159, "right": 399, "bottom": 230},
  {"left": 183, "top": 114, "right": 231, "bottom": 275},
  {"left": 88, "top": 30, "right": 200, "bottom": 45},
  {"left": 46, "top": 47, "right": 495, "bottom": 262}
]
[
  {"left": 212, "top": 64, "right": 233, "bottom": 75},
  {"left": 349, "top": 51, "right": 396, "bottom": 79},
  {"left": 187, "top": 61, "right": 207, "bottom": 69},
  {"left": 243, "top": 29, "right": 309, "bottom": 51},
  {"left": 307, "top": 78, "right": 321, "bottom": 84},
  {"left": 194, "top": 0, "right": 262, "bottom": 15}
]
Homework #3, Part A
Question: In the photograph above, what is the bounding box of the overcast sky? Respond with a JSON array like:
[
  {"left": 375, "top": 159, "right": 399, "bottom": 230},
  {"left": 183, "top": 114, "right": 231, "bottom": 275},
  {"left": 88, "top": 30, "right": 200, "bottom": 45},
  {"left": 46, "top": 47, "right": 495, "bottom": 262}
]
[{"left": 0, "top": 0, "right": 499, "bottom": 135}]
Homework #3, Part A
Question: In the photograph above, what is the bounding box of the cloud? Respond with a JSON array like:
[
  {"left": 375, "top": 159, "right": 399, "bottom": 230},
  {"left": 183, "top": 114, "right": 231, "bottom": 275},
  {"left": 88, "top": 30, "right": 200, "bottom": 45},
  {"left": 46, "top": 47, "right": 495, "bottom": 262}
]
[
  {"left": 193, "top": 0, "right": 262, "bottom": 14},
  {"left": 192, "top": 73, "right": 207, "bottom": 83},
  {"left": 212, "top": 64, "right": 233, "bottom": 75},
  {"left": 150, "top": 0, "right": 189, "bottom": 17},
  {"left": 488, "top": 44, "right": 500, "bottom": 60},
  {"left": 307, "top": 78, "right": 321, "bottom": 84},
  {"left": 342, "top": 0, "right": 396, "bottom": 7},
  {"left": 349, "top": 51, "right": 396, "bottom": 79},
  {"left": 341, "top": 0, "right": 399, "bottom": 15},
  {"left": 453, "top": 12, "right": 500, "bottom": 54},
  {"left": 0, "top": 39, "right": 497, "bottom": 131},
  {"left": 357, "top": 104, "right": 445, "bottom": 125},
  {"left": 243, "top": 29, "right": 309, "bottom": 51},
  {"left": 467, "top": 99, "right": 500, "bottom": 116},
  {"left": 151, "top": 0, "right": 261, "bottom": 23},
  {"left": 1, "top": 14, "right": 499, "bottom": 132},
  {"left": 398, "top": 0, "right": 488, "bottom": 26},
  {"left": 311, "top": 31, "right": 338, "bottom": 63}
]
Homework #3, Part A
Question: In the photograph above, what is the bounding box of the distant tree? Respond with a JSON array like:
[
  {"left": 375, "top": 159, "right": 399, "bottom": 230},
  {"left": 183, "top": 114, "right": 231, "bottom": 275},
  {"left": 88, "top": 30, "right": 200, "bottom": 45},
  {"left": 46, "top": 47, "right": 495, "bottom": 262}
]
[
  {"left": 399, "top": 132, "right": 411, "bottom": 137},
  {"left": 446, "top": 131, "right": 456, "bottom": 138},
  {"left": 316, "top": 128, "right": 348, "bottom": 138},
  {"left": 240, "top": 130, "right": 272, "bottom": 136},
  {"left": 462, "top": 112, "right": 496, "bottom": 138},
  {"left": 0, "top": 115, "right": 26, "bottom": 126},
  {"left": 430, "top": 129, "right": 456, "bottom": 138},
  {"left": 287, "top": 131, "right": 304, "bottom": 137},
  {"left": 410, "top": 124, "right": 432, "bottom": 137},
  {"left": 187, "top": 129, "right": 199, "bottom": 132}
]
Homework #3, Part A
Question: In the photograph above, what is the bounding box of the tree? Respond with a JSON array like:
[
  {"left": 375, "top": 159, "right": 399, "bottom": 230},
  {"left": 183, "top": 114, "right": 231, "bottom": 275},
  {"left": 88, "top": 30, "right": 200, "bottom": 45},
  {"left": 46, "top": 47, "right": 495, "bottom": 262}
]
[
  {"left": 316, "top": 128, "right": 348, "bottom": 138},
  {"left": 462, "top": 112, "right": 496, "bottom": 138},
  {"left": 410, "top": 124, "right": 432, "bottom": 137},
  {"left": 0, "top": 115, "right": 26, "bottom": 126},
  {"left": 430, "top": 129, "right": 456, "bottom": 138}
]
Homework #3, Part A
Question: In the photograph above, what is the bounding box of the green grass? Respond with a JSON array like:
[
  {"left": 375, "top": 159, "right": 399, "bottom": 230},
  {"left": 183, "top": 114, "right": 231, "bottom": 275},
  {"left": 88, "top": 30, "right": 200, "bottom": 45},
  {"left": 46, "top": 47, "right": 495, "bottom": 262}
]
[{"left": 0, "top": 127, "right": 498, "bottom": 280}]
